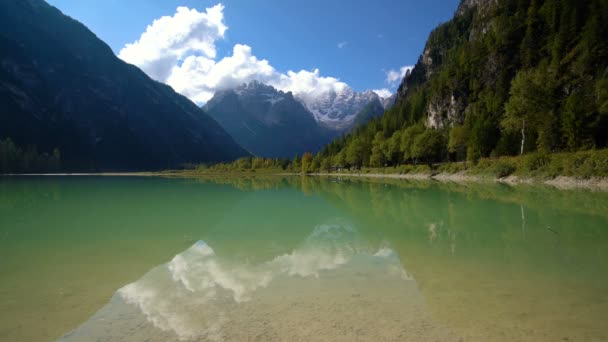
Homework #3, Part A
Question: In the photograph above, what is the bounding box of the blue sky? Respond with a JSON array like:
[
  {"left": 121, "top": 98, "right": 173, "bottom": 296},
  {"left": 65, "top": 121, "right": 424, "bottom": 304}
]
[{"left": 47, "top": 0, "right": 460, "bottom": 101}]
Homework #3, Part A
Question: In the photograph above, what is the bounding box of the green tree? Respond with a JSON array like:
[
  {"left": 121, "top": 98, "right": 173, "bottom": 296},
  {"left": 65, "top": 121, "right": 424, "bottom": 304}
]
[
  {"left": 400, "top": 124, "right": 425, "bottom": 161},
  {"left": 292, "top": 154, "right": 301, "bottom": 172},
  {"left": 370, "top": 132, "right": 387, "bottom": 167},
  {"left": 320, "top": 157, "right": 331, "bottom": 173},
  {"left": 333, "top": 150, "right": 346, "bottom": 167},
  {"left": 236, "top": 157, "right": 252, "bottom": 170},
  {"left": 346, "top": 137, "right": 371, "bottom": 168},
  {"left": 411, "top": 129, "right": 445, "bottom": 166},
  {"left": 385, "top": 130, "right": 402, "bottom": 165},
  {"left": 448, "top": 125, "right": 469, "bottom": 161},
  {"left": 0, "top": 138, "right": 62, "bottom": 173},
  {"left": 311, "top": 154, "right": 321, "bottom": 173},
  {"left": 520, "top": 0, "right": 544, "bottom": 67},
  {"left": 0, "top": 138, "right": 18, "bottom": 173},
  {"left": 597, "top": 77, "right": 608, "bottom": 115},
  {"left": 502, "top": 68, "right": 556, "bottom": 154},
  {"left": 51, "top": 148, "right": 61, "bottom": 171},
  {"left": 252, "top": 157, "right": 265, "bottom": 169},
  {"left": 562, "top": 86, "right": 595, "bottom": 150}
]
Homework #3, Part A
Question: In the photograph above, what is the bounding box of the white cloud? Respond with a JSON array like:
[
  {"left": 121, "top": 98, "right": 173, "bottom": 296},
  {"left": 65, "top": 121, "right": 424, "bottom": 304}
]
[
  {"left": 119, "top": 4, "right": 369, "bottom": 105},
  {"left": 118, "top": 4, "right": 227, "bottom": 81},
  {"left": 372, "top": 88, "right": 392, "bottom": 99},
  {"left": 385, "top": 65, "right": 414, "bottom": 86},
  {"left": 167, "top": 44, "right": 278, "bottom": 104},
  {"left": 274, "top": 69, "right": 349, "bottom": 106},
  {"left": 165, "top": 42, "right": 350, "bottom": 105},
  {"left": 337, "top": 41, "right": 348, "bottom": 49}
]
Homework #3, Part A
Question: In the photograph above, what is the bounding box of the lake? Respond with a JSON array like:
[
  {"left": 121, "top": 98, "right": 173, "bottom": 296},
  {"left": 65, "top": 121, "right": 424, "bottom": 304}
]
[{"left": 1, "top": 175, "right": 607, "bottom": 341}]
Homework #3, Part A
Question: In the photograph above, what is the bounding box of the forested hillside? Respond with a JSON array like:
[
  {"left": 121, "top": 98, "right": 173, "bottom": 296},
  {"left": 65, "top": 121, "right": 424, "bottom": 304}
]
[{"left": 313, "top": 0, "right": 608, "bottom": 168}]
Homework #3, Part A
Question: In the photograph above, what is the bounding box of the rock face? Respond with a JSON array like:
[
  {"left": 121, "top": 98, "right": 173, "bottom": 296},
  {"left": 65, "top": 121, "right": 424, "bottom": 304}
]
[
  {"left": 351, "top": 96, "right": 386, "bottom": 129},
  {"left": 381, "top": 94, "right": 398, "bottom": 110},
  {"left": 0, "top": 0, "right": 248, "bottom": 171},
  {"left": 456, "top": 0, "right": 498, "bottom": 16},
  {"left": 203, "top": 82, "right": 335, "bottom": 158},
  {"left": 458, "top": 0, "right": 498, "bottom": 41},
  {"left": 394, "top": 0, "right": 499, "bottom": 129},
  {"left": 425, "top": 95, "right": 464, "bottom": 129}
]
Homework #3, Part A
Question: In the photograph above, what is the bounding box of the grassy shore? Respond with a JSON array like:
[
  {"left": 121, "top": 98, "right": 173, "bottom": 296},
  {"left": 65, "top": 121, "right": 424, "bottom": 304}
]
[
  {"left": 164, "top": 149, "right": 608, "bottom": 191},
  {"left": 21, "top": 150, "right": 601, "bottom": 191},
  {"left": 310, "top": 149, "right": 608, "bottom": 179}
]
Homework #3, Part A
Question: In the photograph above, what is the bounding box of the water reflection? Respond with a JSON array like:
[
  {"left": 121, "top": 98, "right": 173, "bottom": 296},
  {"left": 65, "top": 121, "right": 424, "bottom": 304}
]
[
  {"left": 165, "top": 176, "right": 608, "bottom": 341},
  {"left": 60, "top": 220, "right": 443, "bottom": 341},
  {"left": 3, "top": 175, "right": 608, "bottom": 341}
]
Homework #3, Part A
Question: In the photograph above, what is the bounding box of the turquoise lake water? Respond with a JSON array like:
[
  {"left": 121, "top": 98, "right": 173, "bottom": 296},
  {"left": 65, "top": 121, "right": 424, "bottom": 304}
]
[{"left": 1, "top": 176, "right": 607, "bottom": 341}]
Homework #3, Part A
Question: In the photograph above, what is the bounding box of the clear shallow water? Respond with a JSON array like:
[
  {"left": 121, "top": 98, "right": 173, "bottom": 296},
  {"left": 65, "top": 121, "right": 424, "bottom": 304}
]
[{"left": 1, "top": 176, "right": 608, "bottom": 341}]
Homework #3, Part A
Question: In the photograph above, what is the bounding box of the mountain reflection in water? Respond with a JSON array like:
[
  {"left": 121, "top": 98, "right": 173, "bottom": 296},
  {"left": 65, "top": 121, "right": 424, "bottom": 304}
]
[
  {"left": 59, "top": 220, "right": 451, "bottom": 342},
  {"left": 2, "top": 176, "right": 607, "bottom": 341}
]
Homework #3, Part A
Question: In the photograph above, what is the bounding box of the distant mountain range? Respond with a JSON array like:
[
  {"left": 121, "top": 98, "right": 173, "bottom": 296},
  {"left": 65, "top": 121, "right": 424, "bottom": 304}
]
[
  {"left": 0, "top": 0, "right": 248, "bottom": 171},
  {"left": 204, "top": 81, "right": 392, "bottom": 157},
  {"left": 203, "top": 81, "right": 335, "bottom": 158}
]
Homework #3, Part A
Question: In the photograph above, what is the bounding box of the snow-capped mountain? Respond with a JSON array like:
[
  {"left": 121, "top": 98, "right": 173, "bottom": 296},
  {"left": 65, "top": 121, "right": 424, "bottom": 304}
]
[
  {"left": 296, "top": 86, "right": 384, "bottom": 130},
  {"left": 204, "top": 81, "right": 389, "bottom": 157},
  {"left": 234, "top": 81, "right": 285, "bottom": 107}
]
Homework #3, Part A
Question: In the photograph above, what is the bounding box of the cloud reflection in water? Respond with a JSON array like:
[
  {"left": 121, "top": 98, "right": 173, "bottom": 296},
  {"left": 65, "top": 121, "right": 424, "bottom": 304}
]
[{"left": 60, "top": 220, "right": 412, "bottom": 341}]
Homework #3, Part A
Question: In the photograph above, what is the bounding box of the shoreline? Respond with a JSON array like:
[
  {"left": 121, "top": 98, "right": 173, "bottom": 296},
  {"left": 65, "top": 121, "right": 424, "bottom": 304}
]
[
  {"left": 306, "top": 172, "right": 608, "bottom": 192},
  {"left": 0, "top": 172, "right": 158, "bottom": 177},
  {"left": 3, "top": 171, "right": 608, "bottom": 192}
]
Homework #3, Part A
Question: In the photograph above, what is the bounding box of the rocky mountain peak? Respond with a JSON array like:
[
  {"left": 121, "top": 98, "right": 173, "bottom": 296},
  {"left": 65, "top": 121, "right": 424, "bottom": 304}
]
[
  {"left": 456, "top": 0, "right": 498, "bottom": 16},
  {"left": 300, "top": 86, "right": 381, "bottom": 129}
]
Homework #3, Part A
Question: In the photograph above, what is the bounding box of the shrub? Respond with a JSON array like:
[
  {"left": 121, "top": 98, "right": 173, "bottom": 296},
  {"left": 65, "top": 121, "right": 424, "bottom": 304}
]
[
  {"left": 569, "top": 150, "right": 608, "bottom": 178},
  {"left": 523, "top": 153, "right": 550, "bottom": 172},
  {"left": 437, "top": 162, "right": 467, "bottom": 173},
  {"left": 493, "top": 161, "right": 516, "bottom": 178}
]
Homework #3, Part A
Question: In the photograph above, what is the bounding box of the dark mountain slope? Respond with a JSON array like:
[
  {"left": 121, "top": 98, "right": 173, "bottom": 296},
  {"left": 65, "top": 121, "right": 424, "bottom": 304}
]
[
  {"left": 0, "top": 0, "right": 248, "bottom": 171},
  {"left": 350, "top": 96, "right": 386, "bottom": 129}
]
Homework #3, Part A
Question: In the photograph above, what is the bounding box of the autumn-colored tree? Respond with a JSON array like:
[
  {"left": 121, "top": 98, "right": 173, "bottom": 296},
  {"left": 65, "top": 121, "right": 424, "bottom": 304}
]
[{"left": 301, "top": 152, "right": 313, "bottom": 173}]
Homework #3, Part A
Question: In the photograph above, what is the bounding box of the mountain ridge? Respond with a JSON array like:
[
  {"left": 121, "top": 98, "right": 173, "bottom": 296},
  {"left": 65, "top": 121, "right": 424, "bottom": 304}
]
[
  {"left": 204, "top": 81, "right": 388, "bottom": 157},
  {"left": 203, "top": 81, "right": 335, "bottom": 158},
  {"left": 0, "top": 0, "right": 248, "bottom": 171}
]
